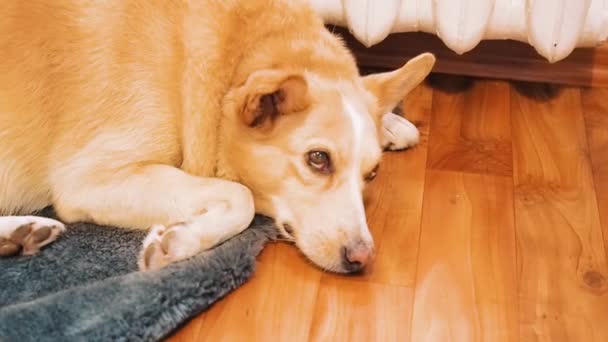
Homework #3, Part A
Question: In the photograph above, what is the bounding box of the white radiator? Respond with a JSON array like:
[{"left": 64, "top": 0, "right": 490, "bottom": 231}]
[{"left": 310, "top": 0, "right": 608, "bottom": 62}]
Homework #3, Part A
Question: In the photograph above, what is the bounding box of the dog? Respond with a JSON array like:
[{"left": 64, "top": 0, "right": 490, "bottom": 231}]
[{"left": 0, "top": 0, "right": 434, "bottom": 273}]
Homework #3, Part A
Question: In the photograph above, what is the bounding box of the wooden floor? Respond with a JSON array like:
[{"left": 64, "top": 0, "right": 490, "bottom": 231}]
[{"left": 169, "top": 75, "right": 608, "bottom": 342}]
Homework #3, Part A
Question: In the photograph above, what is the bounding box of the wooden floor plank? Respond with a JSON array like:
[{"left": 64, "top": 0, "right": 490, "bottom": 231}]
[
  {"left": 167, "top": 317, "right": 201, "bottom": 342},
  {"left": 309, "top": 278, "right": 411, "bottom": 342},
  {"left": 168, "top": 77, "right": 608, "bottom": 341},
  {"left": 511, "top": 84, "right": 608, "bottom": 341},
  {"left": 309, "top": 83, "right": 433, "bottom": 341},
  {"left": 410, "top": 170, "right": 518, "bottom": 342},
  {"left": 360, "top": 83, "right": 432, "bottom": 286},
  {"left": 427, "top": 76, "right": 512, "bottom": 176},
  {"left": 169, "top": 243, "right": 321, "bottom": 342},
  {"left": 581, "top": 87, "right": 608, "bottom": 258}
]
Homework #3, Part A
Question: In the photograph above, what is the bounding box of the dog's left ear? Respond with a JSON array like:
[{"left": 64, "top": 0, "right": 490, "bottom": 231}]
[
  {"left": 363, "top": 53, "right": 435, "bottom": 114},
  {"left": 239, "top": 70, "right": 310, "bottom": 130}
]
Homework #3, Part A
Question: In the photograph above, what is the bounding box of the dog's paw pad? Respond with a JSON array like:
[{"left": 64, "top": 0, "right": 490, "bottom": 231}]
[
  {"left": 0, "top": 218, "right": 65, "bottom": 257},
  {"left": 0, "top": 238, "right": 21, "bottom": 256},
  {"left": 138, "top": 224, "right": 184, "bottom": 271},
  {"left": 381, "top": 112, "right": 420, "bottom": 151}
]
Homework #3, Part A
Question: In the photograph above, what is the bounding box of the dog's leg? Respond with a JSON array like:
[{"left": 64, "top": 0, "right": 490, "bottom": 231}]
[
  {"left": 380, "top": 112, "right": 420, "bottom": 150},
  {"left": 137, "top": 196, "right": 254, "bottom": 270},
  {"left": 0, "top": 216, "right": 65, "bottom": 257},
  {"left": 52, "top": 165, "right": 255, "bottom": 271}
]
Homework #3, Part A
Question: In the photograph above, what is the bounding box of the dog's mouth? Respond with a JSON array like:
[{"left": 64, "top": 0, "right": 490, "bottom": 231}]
[
  {"left": 275, "top": 222, "right": 371, "bottom": 274},
  {"left": 279, "top": 222, "right": 295, "bottom": 241}
]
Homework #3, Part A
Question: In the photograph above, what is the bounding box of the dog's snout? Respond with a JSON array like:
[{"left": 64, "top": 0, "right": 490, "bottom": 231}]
[{"left": 341, "top": 240, "right": 373, "bottom": 273}]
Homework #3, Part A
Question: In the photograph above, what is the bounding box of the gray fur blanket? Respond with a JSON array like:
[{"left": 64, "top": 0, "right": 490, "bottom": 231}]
[{"left": 0, "top": 210, "right": 278, "bottom": 341}]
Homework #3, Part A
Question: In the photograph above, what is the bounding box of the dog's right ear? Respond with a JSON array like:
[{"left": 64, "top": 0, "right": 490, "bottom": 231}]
[
  {"left": 238, "top": 70, "right": 310, "bottom": 130},
  {"left": 363, "top": 53, "right": 435, "bottom": 115}
]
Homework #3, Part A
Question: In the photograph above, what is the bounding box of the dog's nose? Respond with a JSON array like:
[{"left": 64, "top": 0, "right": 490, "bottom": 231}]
[{"left": 341, "top": 241, "right": 373, "bottom": 273}]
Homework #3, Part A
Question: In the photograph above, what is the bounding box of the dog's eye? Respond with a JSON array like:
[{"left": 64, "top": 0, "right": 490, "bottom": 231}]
[
  {"left": 365, "top": 165, "right": 379, "bottom": 182},
  {"left": 307, "top": 150, "right": 332, "bottom": 174}
]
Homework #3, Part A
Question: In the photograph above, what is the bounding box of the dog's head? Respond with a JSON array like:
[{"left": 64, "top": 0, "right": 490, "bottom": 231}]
[{"left": 222, "top": 53, "right": 435, "bottom": 273}]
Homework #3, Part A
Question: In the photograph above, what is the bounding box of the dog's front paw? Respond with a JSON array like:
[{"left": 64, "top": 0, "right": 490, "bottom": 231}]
[
  {"left": 138, "top": 223, "right": 200, "bottom": 271},
  {"left": 0, "top": 216, "right": 65, "bottom": 257},
  {"left": 381, "top": 112, "right": 420, "bottom": 151}
]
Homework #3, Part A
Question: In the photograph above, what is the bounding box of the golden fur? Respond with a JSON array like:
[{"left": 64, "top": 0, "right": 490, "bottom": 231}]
[{"left": 0, "top": 0, "right": 434, "bottom": 272}]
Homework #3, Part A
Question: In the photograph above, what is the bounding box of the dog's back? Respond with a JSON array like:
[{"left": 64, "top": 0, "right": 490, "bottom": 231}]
[{"left": 0, "top": 1, "right": 194, "bottom": 215}]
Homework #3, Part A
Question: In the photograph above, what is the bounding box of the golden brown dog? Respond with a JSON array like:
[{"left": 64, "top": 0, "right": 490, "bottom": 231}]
[{"left": 0, "top": 0, "right": 434, "bottom": 272}]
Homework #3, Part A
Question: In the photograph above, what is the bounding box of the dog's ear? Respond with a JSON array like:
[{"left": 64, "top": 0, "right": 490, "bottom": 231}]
[
  {"left": 363, "top": 53, "right": 435, "bottom": 114},
  {"left": 240, "top": 70, "right": 310, "bottom": 130}
]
